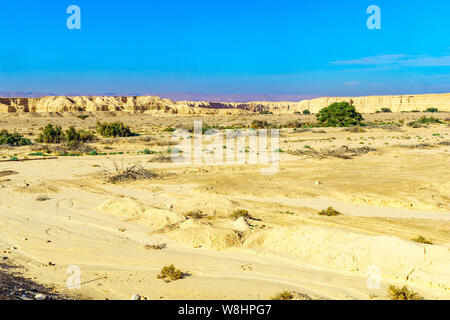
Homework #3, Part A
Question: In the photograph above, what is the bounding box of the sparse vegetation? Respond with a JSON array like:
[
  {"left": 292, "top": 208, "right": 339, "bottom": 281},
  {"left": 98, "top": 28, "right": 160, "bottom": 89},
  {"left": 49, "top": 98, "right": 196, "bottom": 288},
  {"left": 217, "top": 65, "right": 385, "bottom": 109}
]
[
  {"left": 343, "top": 127, "right": 366, "bottom": 133},
  {"left": 412, "top": 236, "right": 433, "bottom": 244},
  {"left": 316, "top": 102, "right": 364, "bottom": 127},
  {"left": 318, "top": 207, "right": 342, "bottom": 216},
  {"left": 424, "top": 108, "right": 438, "bottom": 113},
  {"left": 302, "top": 109, "right": 311, "bottom": 115},
  {"left": 0, "top": 130, "right": 32, "bottom": 146},
  {"left": 36, "top": 124, "right": 96, "bottom": 147},
  {"left": 408, "top": 116, "right": 443, "bottom": 127},
  {"left": 143, "top": 243, "right": 167, "bottom": 250},
  {"left": 157, "top": 265, "right": 187, "bottom": 282},
  {"left": 103, "top": 162, "right": 157, "bottom": 183},
  {"left": 288, "top": 145, "right": 373, "bottom": 159},
  {"left": 271, "top": 291, "right": 294, "bottom": 300},
  {"left": 387, "top": 285, "right": 422, "bottom": 300},
  {"left": 76, "top": 114, "right": 89, "bottom": 120},
  {"left": 231, "top": 209, "right": 253, "bottom": 220},
  {"left": 96, "top": 121, "right": 136, "bottom": 137},
  {"left": 271, "top": 291, "right": 312, "bottom": 300},
  {"left": 250, "top": 120, "right": 272, "bottom": 129},
  {"left": 185, "top": 210, "right": 206, "bottom": 219}
]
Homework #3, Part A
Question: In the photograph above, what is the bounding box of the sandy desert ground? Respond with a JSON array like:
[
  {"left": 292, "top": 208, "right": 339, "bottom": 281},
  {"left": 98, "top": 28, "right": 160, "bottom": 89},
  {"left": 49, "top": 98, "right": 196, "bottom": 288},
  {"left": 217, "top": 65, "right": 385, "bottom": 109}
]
[{"left": 0, "top": 111, "right": 449, "bottom": 300}]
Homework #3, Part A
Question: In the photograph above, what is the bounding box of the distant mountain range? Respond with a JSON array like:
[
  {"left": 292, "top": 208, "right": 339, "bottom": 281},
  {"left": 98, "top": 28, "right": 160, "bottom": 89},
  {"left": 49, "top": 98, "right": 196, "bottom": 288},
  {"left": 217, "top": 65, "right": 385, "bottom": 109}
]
[{"left": 0, "top": 91, "right": 315, "bottom": 102}]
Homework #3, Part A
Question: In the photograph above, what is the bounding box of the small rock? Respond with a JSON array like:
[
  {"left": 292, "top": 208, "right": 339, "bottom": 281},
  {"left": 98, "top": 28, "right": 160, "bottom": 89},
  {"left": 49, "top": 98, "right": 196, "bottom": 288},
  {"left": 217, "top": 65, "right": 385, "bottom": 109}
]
[
  {"left": 131, "top": 294, "right": 141, "bottom": 300},
  {"left": 34, "top": 293, "right": 47, "bottom": 300}
]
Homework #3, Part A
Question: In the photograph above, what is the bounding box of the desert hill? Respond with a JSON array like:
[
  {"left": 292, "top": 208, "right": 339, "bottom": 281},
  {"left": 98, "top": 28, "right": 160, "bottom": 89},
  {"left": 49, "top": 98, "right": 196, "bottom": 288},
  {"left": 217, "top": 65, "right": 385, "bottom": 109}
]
[{"left": 0, "top": 93, "right": 449, "bottom": 114}]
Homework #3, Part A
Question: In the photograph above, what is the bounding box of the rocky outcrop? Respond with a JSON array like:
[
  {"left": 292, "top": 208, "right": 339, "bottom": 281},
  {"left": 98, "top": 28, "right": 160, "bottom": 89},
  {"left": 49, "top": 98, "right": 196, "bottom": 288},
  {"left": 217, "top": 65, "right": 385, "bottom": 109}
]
[
  {"left": 298, "top": 94, "right": 450, "bottom": 113},
  {"left": 0, "top": 93, "right": 449, "bottom": 114}
]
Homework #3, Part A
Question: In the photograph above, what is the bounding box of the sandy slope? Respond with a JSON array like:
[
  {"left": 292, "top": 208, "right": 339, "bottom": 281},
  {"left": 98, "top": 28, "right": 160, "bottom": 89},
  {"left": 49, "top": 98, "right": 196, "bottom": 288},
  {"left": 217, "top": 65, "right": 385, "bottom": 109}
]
[{"left": 0, "top": 114, "right": 449, "bottom": 300}]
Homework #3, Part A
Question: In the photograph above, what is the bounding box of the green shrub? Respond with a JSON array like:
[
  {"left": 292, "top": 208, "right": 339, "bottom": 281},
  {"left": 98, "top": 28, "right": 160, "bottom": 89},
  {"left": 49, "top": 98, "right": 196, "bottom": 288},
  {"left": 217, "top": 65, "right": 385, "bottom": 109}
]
[
  {"left": 259, "top": 110, "right": 273, "bottom": 114},
  {"left": 302, "top": 109, "right": 311, "bottom": 115},
  {"left": 96, "top": 121, "right": 135, "bottom": 137},
  {"left": 424, "top": 108, "right": 438, "bottom": 113},
  {"left": 36, "top": 124, "right": 96, "bottom": 144},
  {"left": 380, "top": 108, "right": 392, "bottom": 113},
  {"left": 0, "top": 130, "right": 32, "bottom": 146},
  {"left": 162, "top": 126, "right": 176, "bottom": 132},
  {"left": 76, "top": 114, "right": 89, "bottom": 120},
  {"left": 418, "top": 116, "right": 442, "bottom": 124},
  {"left": 36, "top": 124, "right": 64, "bottom": 143},
  {"left": 316, "top": 102, "right": 363, "bottom": 127}
]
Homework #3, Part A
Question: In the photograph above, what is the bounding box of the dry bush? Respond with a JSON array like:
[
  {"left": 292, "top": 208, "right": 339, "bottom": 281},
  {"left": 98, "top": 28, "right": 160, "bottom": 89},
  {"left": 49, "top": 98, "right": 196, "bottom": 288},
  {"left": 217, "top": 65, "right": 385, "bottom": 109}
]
[
  {"left": 438, "top": 140, "right": 450, "bottom": 146},
  {"left": 231, "top": 209, "right": 253, "bottom": 220},
  {"left": 271, "top": 291, "right": 313, "bottom": 300},
  {"left": 143, "top": 243, "right": 167, "bottom": 250},
  {"left": 318, "top": 207, "right": 342, "bottom": 216},
  {"left": 387, "top": 285, "right": 422, "bottom": 300},
  {"left": 409, "top": 143, "right": 434, "bottom": 149},
  {"left": 185, "top": 210, "right": 206, "bottom": 219},
  {"left": 148, "top": 150, "right": 173, "bottom": 163},
  {"left": 411, "top": 236, "right": 433, "bottom": 245},
  {"left": 157, "top": 265, "right": 188, "bottom": 282},
  {"left": 103, "top": 162, "right": 157, "bottom": 183},
  {"left": 343, "top": 127, "right": 366, "bottom": 133},
  {"left": 36, "top": 195, "right": 50, "bottom": 201},
  {"left": 271, "top": 291, "right": 294, "bottom": 300},
  {"left": 288, "top": 145, "right": 373, "bottom": 159},
  {"left": 152, "top": 140, "right": 178, "bottom": 147}
]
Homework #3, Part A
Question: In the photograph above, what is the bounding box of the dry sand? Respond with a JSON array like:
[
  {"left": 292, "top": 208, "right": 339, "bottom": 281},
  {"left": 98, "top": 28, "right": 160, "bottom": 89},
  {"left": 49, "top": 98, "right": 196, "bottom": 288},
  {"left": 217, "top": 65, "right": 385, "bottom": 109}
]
[{"left": 0, "top": 112, "right": 449, "bottom": 300}]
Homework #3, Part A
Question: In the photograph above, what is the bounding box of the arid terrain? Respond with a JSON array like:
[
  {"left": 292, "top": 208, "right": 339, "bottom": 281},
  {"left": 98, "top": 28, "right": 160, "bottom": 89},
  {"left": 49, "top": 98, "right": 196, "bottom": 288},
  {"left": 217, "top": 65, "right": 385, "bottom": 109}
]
[{"left": 0, "top": 107, "right": 449, "bottom": 300}]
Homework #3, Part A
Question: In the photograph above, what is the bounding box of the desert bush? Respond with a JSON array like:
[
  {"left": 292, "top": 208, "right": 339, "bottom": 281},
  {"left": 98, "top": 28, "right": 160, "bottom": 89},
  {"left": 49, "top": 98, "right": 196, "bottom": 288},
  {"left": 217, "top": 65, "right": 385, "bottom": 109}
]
[
  {"left": 343, "top": 127, "right": 366, "bottom": 133},
  {"left": 318, "top": 207, "right": 341, "bottom": 216},
  {"left": 103, "top": 162, "right": 157, "bottom": 183},
  {"left": 424, "top": 108, "right": 438, "bottom": 113},
  {"left": 36, "top": 124, "right": 64, "bottom": 143},
  {"left": 302, "top": 109, "right": 311, "bottom": 115},
  {"left": 36, "top": 124, "right": 95, "bottom": 145},
  {"left": 418, "top": 116, "right": 443, "bottom": 124},
  {"left": 387, "top": 285, "right": 422, "bottom": 300},
  {"left": 250, "top": 120, "right": 272, "bottom": 129},
  {"left": 411, "top": 236, "right": 433, "bottom": 244},
  {"left": 271, "top": 291, "right": 312, "bottom": 300},
  {"left": 288, "top": 145, "right": 372, "bottom": 159},
  {"left": 143, "top": 243, "right": 167, "bottom": 250},
  {"left": 157, "top": 265, "right": 187, "bottom": 282},
  {"left": 259, "top": 110, "right": 273, "bottom": 114},
  {"left": 162, "top": 126, "right": 176, "bottom": 132},
  {"left": 271, "top": 291, "right": 294, "bottom": 300},
  {"left": 407, "top": 116, "right": 443, "bottom": 128},
  {"left": 231, "top": 209, "right": 253, "bottom": 220},
  {"left": 76, "top": 114, "right": 89, "bottom": 120},
  {"left": 376, "top": 108, "right": 392, "bottom": 113},
  {"left": 64, "top": 126, "right": 96, "bottom": 143},
  {"left": 316, "top": 102, "right": 363, "bottom": 127},
  {"left": 96, "top": 121, "right": 136, "bottom": 137},
  {"left": 0, "top": 130, "right": 32, "bottom": 146},
  {"left": 185, "top": 210, "right": 206, "bottom": 219}
]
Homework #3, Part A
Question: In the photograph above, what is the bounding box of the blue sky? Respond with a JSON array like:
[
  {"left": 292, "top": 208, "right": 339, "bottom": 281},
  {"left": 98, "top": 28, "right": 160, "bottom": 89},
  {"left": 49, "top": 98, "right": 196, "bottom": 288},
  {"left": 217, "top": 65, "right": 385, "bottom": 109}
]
[{"left": 0, "top": 0, "right": 449, "bottom": 98}]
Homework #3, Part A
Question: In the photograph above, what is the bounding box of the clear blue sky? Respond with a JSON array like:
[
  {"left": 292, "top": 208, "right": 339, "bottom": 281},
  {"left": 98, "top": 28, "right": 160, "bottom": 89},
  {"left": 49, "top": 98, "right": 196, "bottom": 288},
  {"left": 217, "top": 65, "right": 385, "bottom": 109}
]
[{"left": 1, "top": 0, "right": 449, "bottom": 97}]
